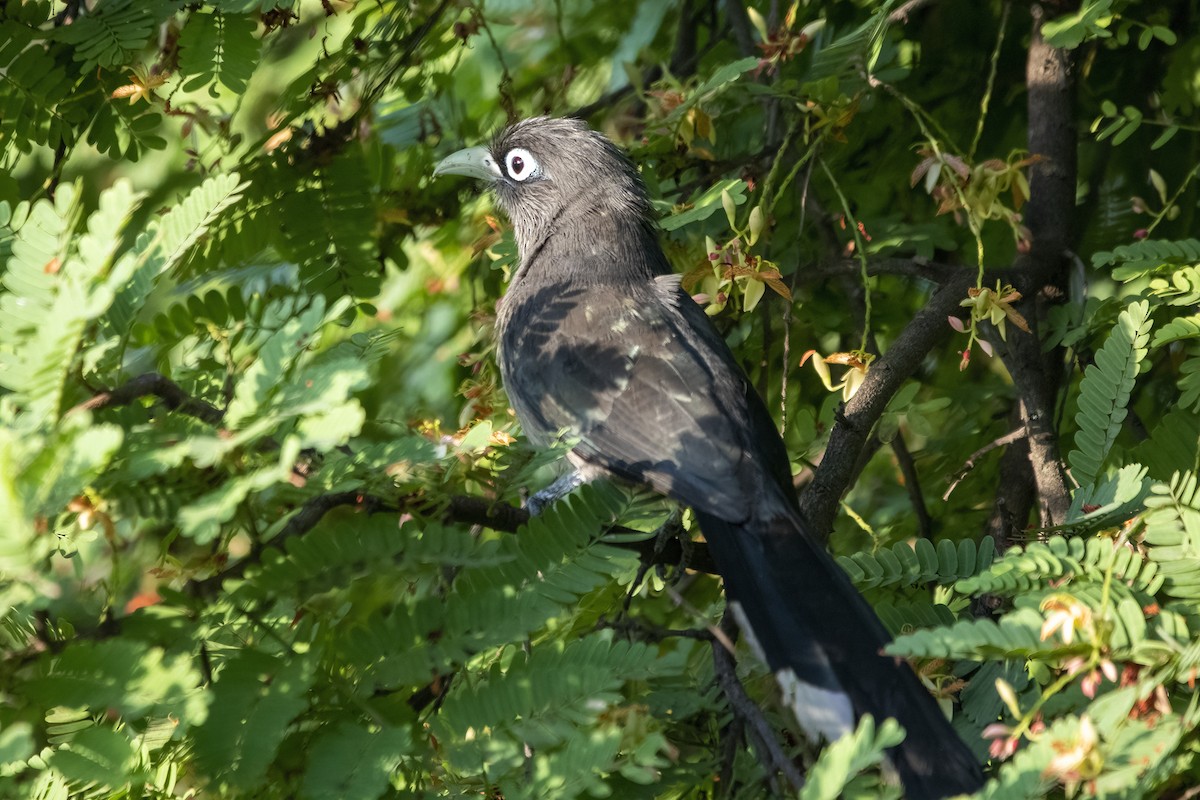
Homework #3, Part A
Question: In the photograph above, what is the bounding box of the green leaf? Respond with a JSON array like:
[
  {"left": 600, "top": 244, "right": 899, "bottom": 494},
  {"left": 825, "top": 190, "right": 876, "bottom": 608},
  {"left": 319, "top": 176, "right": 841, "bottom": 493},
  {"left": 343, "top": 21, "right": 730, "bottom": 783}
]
[
  {"left": 176, "top": 436, "right": 301, "bottom": 543},
  {"left": 660, "top": 179, "right": 747, "bottom": 231},
  {"left": 1068, "top": 300, "right": 1152, "bottom": 487},
  {"left": 26, "top": 639, "right": 205, "bottom": 722},
  {"left": 1041, "top": 0, "right": 1114, "bottom": 49},
  {"left": 800, "top": 715, "right": 904, "bottom": 800},
  {"left": 49, "top": 726, "right": 139, "bottom": 788},
  {"left": 178, "top": 10, "right": 260, "bottom": 95},
  {"left": 193, "top": 650, "right": 314, "bottom": 790},
  {"left": 107, "top": 172, "right": 248, "bottom": 335},
  {"left": 0, "top": 722, "right": 34, "bottom": 770},
  {"left": 1152, "top": 25, "right": 1178, "bottom": 45},
  {"left": 54, "top": 0, "right": 175, "bottom": 73},
  {"left": 300, "top": 722, "right": 411, "bottom": 800}
]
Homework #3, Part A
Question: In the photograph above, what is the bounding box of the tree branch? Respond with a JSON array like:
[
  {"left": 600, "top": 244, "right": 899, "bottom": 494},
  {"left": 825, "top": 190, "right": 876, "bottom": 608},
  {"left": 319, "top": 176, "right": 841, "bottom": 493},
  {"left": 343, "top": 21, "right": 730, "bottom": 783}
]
[
  {"left": 445, "top": 493, "right": 718, "bottom": 573},
  {"left": 888, "top": 0, "right": 938, "bottom": 24},
  {"left": 799, "top": 273, "right": 973, "bottom": 538},
  {"left": 711, "top": 612, "right": 807, "bottom": 794},
  {"left": 986, "top": 0, "right": 1080, "bottom": 527},
  {"left": 943, "top": 428, "right": 1026, "bottom": 501},
  {"left": 725, "top": 0, "right": 758, "bottom": 59},
  {"left": 807, "top": 257, "right": 961, "bottom": 284},
  {"left": 193, "top": 490, "right": 719, "bottom": 596},
  {"left": 986, "top": 427, "right": 1037, "bottom": 550},
  {"left": 71, "top": 372, "right": 224, "bottom": 425},
  {"left": 891, "top": 433, "right": 933, "bottom": 539}
]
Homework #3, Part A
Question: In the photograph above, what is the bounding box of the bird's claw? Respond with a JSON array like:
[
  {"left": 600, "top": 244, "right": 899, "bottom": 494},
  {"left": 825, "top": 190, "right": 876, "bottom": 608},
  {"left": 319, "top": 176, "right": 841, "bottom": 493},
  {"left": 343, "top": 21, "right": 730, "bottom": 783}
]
[{"left": 525, "top": 470, "right": 586, "bottom": 516}]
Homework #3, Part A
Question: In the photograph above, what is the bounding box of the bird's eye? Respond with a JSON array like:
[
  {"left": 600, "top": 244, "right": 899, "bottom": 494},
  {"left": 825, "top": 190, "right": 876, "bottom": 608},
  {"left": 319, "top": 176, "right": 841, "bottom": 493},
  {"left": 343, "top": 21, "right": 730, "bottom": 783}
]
[{"left": 504, "top": 148, "right": 539, "bottom": 182}]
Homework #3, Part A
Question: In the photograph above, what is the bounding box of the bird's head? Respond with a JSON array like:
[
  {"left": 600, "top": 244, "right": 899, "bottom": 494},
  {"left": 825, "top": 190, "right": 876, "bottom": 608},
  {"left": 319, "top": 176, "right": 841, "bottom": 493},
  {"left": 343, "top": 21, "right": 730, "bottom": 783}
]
[{"left": 434, "top": 117, "right": 654, "bottom": 260}]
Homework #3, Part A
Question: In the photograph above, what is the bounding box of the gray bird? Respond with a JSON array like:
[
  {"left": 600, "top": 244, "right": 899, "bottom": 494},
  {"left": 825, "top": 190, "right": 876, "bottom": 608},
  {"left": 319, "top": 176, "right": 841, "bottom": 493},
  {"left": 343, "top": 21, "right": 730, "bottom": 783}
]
[{"left": 434, "top": 117, "right": 983, "bottom": 799}]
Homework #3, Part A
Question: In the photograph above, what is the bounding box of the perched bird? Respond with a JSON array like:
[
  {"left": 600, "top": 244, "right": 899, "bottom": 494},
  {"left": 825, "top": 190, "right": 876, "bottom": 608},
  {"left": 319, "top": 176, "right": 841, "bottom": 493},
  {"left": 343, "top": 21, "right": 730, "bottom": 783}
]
[{"left": 434, "top": 117, "right": 983, "bottom": 799}]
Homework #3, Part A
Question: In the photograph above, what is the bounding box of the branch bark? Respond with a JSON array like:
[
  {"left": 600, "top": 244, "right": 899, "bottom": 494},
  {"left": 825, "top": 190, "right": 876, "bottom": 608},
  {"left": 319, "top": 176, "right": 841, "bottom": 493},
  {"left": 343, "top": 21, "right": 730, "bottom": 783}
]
[
  {"left": 799, "top": 272, "right": 974, "bottom": 538},
  {"left": 71, "top": 372, "right": 224, "bottom": 425},
  {"left": 711, "top": 612, "right": 807, "bottom": 794},
  {"left": 990, "top": 0, "right": 1080, "bottom": 527},
  {"left": 891, "top": 433, "right": 933, "bottom": 539},
  {"left": 944, "top": 428, "right": 1026, "bottom": 501},
  {"left": 193, "top": 490, "right": 719, "bottom": 597}
]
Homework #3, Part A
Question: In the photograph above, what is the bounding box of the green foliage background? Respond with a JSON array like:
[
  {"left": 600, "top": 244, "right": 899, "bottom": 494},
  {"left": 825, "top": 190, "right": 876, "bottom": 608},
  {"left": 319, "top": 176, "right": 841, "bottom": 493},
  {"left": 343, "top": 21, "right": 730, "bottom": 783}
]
[{"left": 1, "top": 0, "right": 1199, "bottom": 797}]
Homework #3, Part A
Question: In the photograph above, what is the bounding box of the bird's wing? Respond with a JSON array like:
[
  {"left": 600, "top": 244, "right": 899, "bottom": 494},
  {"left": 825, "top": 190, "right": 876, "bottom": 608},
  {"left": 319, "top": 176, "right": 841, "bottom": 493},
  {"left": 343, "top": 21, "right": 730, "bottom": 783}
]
[{"left": 500, "top": 278, "right": 756, "bottom": 523}]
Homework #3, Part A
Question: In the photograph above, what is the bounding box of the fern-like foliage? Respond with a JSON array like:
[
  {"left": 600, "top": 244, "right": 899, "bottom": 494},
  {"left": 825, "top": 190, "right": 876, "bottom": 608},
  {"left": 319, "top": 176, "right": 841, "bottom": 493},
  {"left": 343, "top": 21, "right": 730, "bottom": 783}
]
[
  {"left": 1179, "top": 348, "right": 1200, "bottom": 411},
  {"left": 298, "top": 721, "right": 410, "bottom": 800},
  {"left": 0, "top": 181, "right": 143, "bottom": 427},
  {"left": 436, "top": 632, "right": 663, "bottom": 739},
  {"left": 24, "top": 639, "right": 204, "bottom": 722},
  {"left": 1063, "top": 463, "right": 1150, "bottom": 530},
  {"left": 177, "top": 10, "right": 260, "bottom": 95},
  {"left": 335, "top": 484, "right": 642, "bottom": 694},
  {"left": 47, "top": 725, "right": 140, "bottom": 791},
  {"left": 1092, "top": 237, "right": 1200, "bottom": 280},
  {"left": 1067, "top": 299, "right": 1152, "bottom": 488},
  {"left": 191, "top": 650, "right": 314, "bottom": 791},
  {"left": 105, "top": 172, "right": 248, "bottom": 338},
  {"left": 434, "top": 631, "right": 678, "bottom": 798},
  {"left": 84, "top": 100, "right": 168, "bottom": 161},
  {"left": 0, "top": 20, "right": 78, "bottom": 153},
  {"left": 838, "top": 535, "right": 996, "bottom": 590},
  {"left": 53, "top": 0, "right": 178, "bottom": 73},
  {"left": 1131, "top": 410, "right": 1200, "bottom": 481},
  {"left": 806, "top": 2, "right": 894, "bottom": 85},
  {"left": 1142, "top": 471, "right": 1200, "bottom": 603},
  {"left": 275, "top": 149, "right": 381, "bottom": 299},
  {"left": 798, "top": 715, "right": 905, "bottom": 800},
  {"left": 1151, "top": 313, "right": 1200, "bottom": 347},
  {"left": 1150, "top": 264, "right": 1200, "bottom": 305},
  {"left": 887, "top": 607, "right": 1051, "bottom": 660},
  {"left": 956, "top": 534, "right": 1160, "bottom": 602}
]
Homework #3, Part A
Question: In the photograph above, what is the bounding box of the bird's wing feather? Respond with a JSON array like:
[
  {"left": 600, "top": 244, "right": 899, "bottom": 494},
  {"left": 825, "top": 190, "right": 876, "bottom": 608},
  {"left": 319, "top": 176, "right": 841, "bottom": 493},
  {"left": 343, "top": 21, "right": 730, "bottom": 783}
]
[{"left": 500, "top": 279, "right": 753, "bottom": 522}]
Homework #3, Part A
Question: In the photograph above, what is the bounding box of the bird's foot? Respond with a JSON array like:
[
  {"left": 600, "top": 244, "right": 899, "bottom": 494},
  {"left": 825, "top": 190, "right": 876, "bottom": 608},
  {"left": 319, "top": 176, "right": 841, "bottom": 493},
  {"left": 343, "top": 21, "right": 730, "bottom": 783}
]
[
  {"left": 622, "top": 508, "right": 686, "bottom": 612},
  {"left": 525, "top": 470, "right": 586, "bottom": 516},
  {"left": 650, "top": 508, "right": 685, "bottom": 564}
]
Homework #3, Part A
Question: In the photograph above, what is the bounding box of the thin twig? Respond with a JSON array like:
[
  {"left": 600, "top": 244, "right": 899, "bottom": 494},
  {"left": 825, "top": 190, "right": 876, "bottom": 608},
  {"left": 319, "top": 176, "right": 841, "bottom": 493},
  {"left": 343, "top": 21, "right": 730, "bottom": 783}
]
[
  {"left": 969, "top": 1, "right": 1011, "bottom": 160},
  {"left": 70, "top": 372, "right": 224, "bottom": 425},
  {"left": 191, "top": 489, "right": 720, "bottom": 600},
  {"left": 666, "top": 585, "right": 737, "bottom": 652},
  {"left": 818, "top": 157, "right": 872, "bottom": 351},
  {"left": 944, "top": 428, "right": 1026, "bottom": 501},
  {"left": 780, "top": 162, "right": 814, "bottom": 434},
  {"left": 468, "top": 2, "right": 517, "bottom": 122},
  {"left": 599, "top": 617, "right": 715, "bottom": 643},
  {"left": 710, "top": 612, "right": 806, "bottom": 793},
  {"left": 888, "top": 0, "right": 937, "bottom": 24},
  {"left": 891, "top": 433, "right": 932, "bottom": 539},
  {"left": 808, "top": 257, "right": 959, "bottom": 284}
]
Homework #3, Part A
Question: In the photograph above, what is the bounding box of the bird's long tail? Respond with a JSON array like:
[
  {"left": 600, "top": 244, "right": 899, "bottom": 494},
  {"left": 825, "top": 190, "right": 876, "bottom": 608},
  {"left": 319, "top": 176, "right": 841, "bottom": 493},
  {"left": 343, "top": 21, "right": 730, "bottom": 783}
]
[{"left": 695, "top": 503, "right": 983, "bottom": 800}]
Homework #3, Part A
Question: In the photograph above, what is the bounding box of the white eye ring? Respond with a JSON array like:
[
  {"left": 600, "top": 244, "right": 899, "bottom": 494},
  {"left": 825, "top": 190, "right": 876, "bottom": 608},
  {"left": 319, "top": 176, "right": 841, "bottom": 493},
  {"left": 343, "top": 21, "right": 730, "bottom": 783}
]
[{"left": 504, "top": 148, "right": 539, "bottom": 182}]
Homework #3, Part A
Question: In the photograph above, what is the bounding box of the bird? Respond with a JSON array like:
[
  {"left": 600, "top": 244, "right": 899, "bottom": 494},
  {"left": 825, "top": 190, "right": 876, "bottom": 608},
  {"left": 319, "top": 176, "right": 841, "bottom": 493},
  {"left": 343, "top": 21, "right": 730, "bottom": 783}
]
[{"left": 434, "top": 116, "right": 984, "bottom": 799}]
